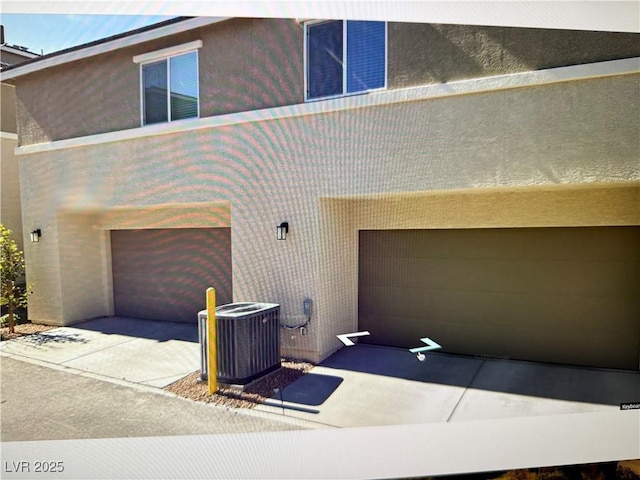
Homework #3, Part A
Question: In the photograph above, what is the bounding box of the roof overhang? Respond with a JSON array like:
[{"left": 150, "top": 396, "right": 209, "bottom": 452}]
[
  {"left": 0, "top": 45, "right": 40, "bottom": 59},
  {"left": 0, "top": 17, "right": 230, "bottom": 81}
]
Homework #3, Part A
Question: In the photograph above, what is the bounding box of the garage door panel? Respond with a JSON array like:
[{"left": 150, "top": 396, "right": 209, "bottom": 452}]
[
  {"left": 112, "top": 228, "right": 232, "bottom": 323},
  {"left": 358, "top": 286, "right": 399, "bottom": 318},
  {"left": 524, "top": 227, "right": 640, "bottom": 261},
  {"left": 359, "top": 227, "right": 640, "bottom": 370},
  {"left": 386, "top": 287, "right": 434, "bottom": 320},
  {"left": 359, "top": 256, "right": 417, "bottom": 289},
  {"left": 485, "top": 324, "right": 637, "bottom": 369},
  {"left": 414, "top": 229, "right": 529, "bottom": 260},
  {"left": 114, "top": 271, "right": 231, "bottom": 297},
  {"left": 410, "top": 258, "right": 515, "bottom": 293},
  {"left": 363, "top": 314, "right": 637, "bottom": 370},
  {"left": 367, "top": 257, "right": 638, "bottom": 297},
  {"left": 361, "top": 315, "right": 427, "bottom": 347},
  {"left": 520, "top": 259, "right": 638, "bottom": 297},
  {"left": 364, "top": 286, "right": 640, "bottom": 337},
  {"left": 500, "top": 293, "right": 640, "bottom": 335},
  {"left": 382, "top": 292, "right": 638, "bottom": 338}
]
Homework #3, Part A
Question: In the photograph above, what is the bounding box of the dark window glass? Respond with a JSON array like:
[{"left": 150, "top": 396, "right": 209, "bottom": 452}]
[
  {"left": 143, "top": 61, "right": 168, "bottom": 124},
  {"left": 346, "top": 21, "right": 386, "bottom": 93},
  {"left": 307, "top": 20, "right": 344, "bottom": 99},
  {"left": 306, "top": 20, "right": 385, "bottom": 100}
]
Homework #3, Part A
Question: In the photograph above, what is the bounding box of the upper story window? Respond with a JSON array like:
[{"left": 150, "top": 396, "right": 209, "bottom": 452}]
[
  {"left": 133, "top": 41, "right": 202, "bottom": 126},
  {"left": 305, "top": 20, "right": 387, "bottom": 101}
]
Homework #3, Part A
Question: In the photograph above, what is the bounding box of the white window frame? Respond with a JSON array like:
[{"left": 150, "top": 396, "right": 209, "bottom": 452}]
[
  {"left": 134, "top": 40, "right": 202, "bottom": 127},
  {"left": 303, "top": 20, "right": 388, "bottom": 102}
]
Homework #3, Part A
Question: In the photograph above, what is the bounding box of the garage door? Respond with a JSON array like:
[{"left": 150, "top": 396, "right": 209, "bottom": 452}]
[
  {"left": 359, "top": 227, "right": 640, "bottom": 370},
  {"left": 111, "top": 228, "right": 232, "bottom": 323}
]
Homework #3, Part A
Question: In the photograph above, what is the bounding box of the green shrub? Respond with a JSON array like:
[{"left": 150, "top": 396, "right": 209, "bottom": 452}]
[{"left": 0, "top": 224, "right": 33, "bottom": 334}]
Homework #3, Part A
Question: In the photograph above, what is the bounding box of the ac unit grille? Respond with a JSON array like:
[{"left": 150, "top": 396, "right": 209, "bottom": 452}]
[{"left": 198, "top": 304, "right": 280, "bottom": 385}]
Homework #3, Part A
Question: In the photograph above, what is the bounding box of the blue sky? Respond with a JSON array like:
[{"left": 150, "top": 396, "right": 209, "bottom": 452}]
[
  {"left": 1, "top": 14, "right": 175, "bottom": 55},
  {"left": 1, "top": 4, "right": 636, "bottom": 57}
]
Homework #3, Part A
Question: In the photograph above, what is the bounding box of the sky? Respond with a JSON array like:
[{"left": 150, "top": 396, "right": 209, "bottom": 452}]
[
  {"left": 0, "top": 3, "right": 637, "bottom": 57},
  {"left": 1, "top": 14, "right": 176, "bottom": 55}
]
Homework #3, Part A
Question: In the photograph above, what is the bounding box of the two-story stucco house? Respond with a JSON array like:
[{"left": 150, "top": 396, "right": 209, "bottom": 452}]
[{"left": 1, "top": 16, "right": 638, "bottom": 369}]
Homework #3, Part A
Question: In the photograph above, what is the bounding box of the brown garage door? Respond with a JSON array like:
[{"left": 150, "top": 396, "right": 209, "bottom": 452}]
[
  {"left": 111, "top": 228, "right": 232, "bottom": 323},
  {"left": 359, "top": 227, "right": 640, "bottom": 370}
]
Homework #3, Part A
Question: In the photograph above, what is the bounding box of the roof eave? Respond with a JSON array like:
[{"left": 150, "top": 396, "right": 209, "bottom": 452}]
[
  {"left": 0, "top": 16, "right": 231, "bottom": 81},
  {"left": 0, "top": 45, "right": 40, "bottom": 59}
]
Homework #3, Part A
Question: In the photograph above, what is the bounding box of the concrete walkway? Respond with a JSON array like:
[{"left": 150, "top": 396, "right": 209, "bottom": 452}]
[
  {"left": 1, "top": 317, "right": 638, "bottom": 432},
  {"left": 0, "top": 317, "right": 201, "bottom": 388}
]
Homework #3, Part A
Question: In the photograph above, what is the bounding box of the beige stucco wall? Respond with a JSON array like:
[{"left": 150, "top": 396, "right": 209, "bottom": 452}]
[
  {"left": 388, "top": 23, "right": 640, "bottom": 87},
  {"left": 15, "top": 18, "right": 304, "bottom": 146},
  {"left": 1, "top": 83, "right": 18, "bottom": 134},
  {"left": 14, "top": 19, "right": 639, "bottom": 146},
  {"left": 19, "top": 72, "right": 640, "bottom": 362},
  {"left": 57, "top": 213, "right": 113, "bottom": 323},
  {"left": 1, "top": 84, "right": 22, "bottom": 253},
  {"left": 1, "top": 136, "right": 24, "bottom": 254}
]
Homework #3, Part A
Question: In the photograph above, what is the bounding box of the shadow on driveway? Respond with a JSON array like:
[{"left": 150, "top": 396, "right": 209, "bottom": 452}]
[
  {"left": 319, "top": 344, "right": 640, "bottom": 406},
  {"left": 18, "top": 331, "right": 90, "bottom": 347},
  {"left": 278, "top": 373, "right": 344, "bottom": 406},
  {"left": 69, "top": 317, "right": 198, "bottom": 343}
]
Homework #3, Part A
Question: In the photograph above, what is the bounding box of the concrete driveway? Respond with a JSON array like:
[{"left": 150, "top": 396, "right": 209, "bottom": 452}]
[
  {"left": 0, "top": 317, "right": 200, "bottom": 388},
  {"left": 255, "top": 344, "right": 640, "bottom": 428},
  {"left": 2, "top": 318, "right": 639, "bottom": 430}
]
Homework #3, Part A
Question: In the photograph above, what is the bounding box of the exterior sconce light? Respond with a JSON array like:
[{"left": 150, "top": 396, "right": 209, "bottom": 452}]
[
  {"left": 276, "top": 222, "right": 289, "bottom": 240},
  {"left": 30, "top": 229, "right": 42, "bottom": 242}
]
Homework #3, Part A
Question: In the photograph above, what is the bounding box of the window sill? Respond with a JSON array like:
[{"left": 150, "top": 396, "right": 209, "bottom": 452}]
[
  {"left": 142, "top": 116, "right": 200, "bottom": 128},
  {"left": 305, "top": 87, "right": 388, "bottom": 103}
]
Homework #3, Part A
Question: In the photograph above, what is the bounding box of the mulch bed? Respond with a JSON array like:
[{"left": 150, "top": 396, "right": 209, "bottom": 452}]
[
  {"left": 165, "top": 359, "right": 314, "bottom": 409},
  {"left": 0, "top": 322, "right": 56, "bottom": 341}
]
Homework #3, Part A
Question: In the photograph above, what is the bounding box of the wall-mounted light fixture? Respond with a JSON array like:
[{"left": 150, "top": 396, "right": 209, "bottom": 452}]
[
  {"left": 276, "top": 222, "right": 289, "bottom": 241},
  {"left": 30, "top": 229, "right": 41, "bottom": 243}
]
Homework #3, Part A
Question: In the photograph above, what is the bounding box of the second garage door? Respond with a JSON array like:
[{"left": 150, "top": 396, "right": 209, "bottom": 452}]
[
  {"left": 358, "top": 227, "right": 640, "bottom": 370},
  {"left": 111, "top": 228, "right": 232, "bottom": 323}
]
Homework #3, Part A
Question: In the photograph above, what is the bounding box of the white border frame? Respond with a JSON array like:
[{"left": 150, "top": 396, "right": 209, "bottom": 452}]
[{"left": 303, "top": 19, "right": 388, "bottom": 102}]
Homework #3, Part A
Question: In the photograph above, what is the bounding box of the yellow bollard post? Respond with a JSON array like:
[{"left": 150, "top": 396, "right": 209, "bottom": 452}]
[{"left": 206, "top": 287, "right": 217, "bottom": 394}]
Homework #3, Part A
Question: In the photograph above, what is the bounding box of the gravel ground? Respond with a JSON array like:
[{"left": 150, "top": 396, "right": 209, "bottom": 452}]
[
  {"left": 1, "top": 322, "right": 56, "bottom": 341},
  {"left": 165, "top": 359, "right": 314, "bottom": 409}
]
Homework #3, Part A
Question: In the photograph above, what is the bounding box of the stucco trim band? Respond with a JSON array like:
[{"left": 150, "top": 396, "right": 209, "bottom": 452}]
[
  {"left": 133, "top": 40, "right": 203, "bottom": 64},
  {"left": 15, "top": 56, "right": 640, "bottom": 156},
  {"left": 0, "top": 132, "right": 18, "bottom": 140},
  {"left": 347, "top": 182, "right": 640, "bottom": 230}
]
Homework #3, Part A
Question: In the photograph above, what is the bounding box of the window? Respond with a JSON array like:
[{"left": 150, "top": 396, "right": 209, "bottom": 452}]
[
  {"left": 305, "top": 20, "right": 386, "bottom": 101},
  {"left": 134, "top": 41, "right": 201, "bottom": 126}
]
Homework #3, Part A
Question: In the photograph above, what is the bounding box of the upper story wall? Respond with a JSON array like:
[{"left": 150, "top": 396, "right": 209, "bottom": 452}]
[
  {"left": 1, "top": 83, "right": 17, "bottom": 133},
  {"left": 16, "top": 18, "right": 303, "bottom": 146},
  {"left": 389, "top": 23, "right": 640, "bottom": 87},
  {"left": 14, "top": 18, "right": 640, "bottom": 146}
]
